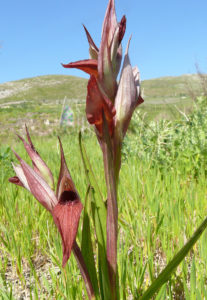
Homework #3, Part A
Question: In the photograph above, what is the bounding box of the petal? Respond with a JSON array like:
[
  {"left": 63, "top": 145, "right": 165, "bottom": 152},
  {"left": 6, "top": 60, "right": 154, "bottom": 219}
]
[
  {"left": 9, "top": 162, "right": 30, "bottom": 190},
  {"left": 9, "top": 176, "right": 24, "bottom": 188},
  {"left": 137, "top": 94, "right": 144, "bottom": 106},
  {"left": 54, "top": 138, "right": 83, "bottom": 267},
  {"left": 86, "top": 75, "right": 116, "bottom": 136},
  {"left": 115, "top": 38, "right": 138, "bottom": 137},
  {"left": 56, "top": 138, "right": 79, "bottom": 201},
  {"left": 13, "top": 150, "right": 57, "bottom": 212},
  {"left": 98, "top": 0, "right": 118, "bottom": 100},
  {"left": 110, "top": 16, "right": 126, "bottom": 77},
  {"left": 132, "top": 67, "right": 144, "bottom": 106},
  {"left": 62, "top": 59, "right": 98, "bottom": 77},
  {"left": 118, "top": 15, "right": 127, "bottom": 45},
  {"left": 101, "top": 0, "right": 117, "bottom": 45},
  {"left": 83, "top": 24, "right": 99, "bottom": 60},
  {"left": 17, "top": 126, "right": 54, "bottom": 190},
  {"left": 52, "top": 197, "right": 83, "bottom": 267}
]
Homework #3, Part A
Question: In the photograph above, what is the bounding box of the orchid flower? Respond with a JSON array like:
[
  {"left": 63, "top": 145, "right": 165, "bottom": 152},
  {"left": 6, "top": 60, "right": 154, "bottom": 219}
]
[
  {"left": 62, "top": 0, "right": 126, "bottom": 137},
  {"left": 62, "top": 1, "right": 144, "bottom": 298},
  {"left": 9, "top": 127, "right": 83, "bottom": 267},
  {"left": 62, "top": 0, "right": 143, "bottom": 146}
]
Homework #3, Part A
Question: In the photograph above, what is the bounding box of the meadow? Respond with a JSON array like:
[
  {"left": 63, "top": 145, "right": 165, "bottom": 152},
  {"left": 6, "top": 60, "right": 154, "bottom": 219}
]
[{"left": 1, "top": 74, "right": 207, "bottom": 299}]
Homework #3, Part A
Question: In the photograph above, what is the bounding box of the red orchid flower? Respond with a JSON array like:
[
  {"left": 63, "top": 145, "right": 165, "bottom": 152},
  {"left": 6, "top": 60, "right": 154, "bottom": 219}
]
[
  {"left": 62, "top": 0, "right": 126, "bottom": 136},
  {"left": 9, "top": 128, "right": 83, "bottom": 267}
]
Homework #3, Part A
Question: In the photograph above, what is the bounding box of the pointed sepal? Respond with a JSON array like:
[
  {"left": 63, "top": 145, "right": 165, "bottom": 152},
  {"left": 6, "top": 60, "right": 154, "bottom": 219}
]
[
  {"left": 12, "top": 150, "right": 57, "bottom": 212},
  {"left": 17, "top": 126, "right": 54, "bottom": 190},
  {"left": 62, "top": 59, "right": 98, "bottom": 77},
  {"left": 83, "top": 24, "right": 99, "bottom": 60}
]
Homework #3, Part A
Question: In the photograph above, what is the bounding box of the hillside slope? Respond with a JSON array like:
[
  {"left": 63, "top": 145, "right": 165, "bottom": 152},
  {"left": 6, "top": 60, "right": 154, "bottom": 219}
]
[
  {"left": 0, "top": 73, "right": 205, "bottom": 143},
  {"left": 0, "top": 73, "right": 204, "bottom": 104}
]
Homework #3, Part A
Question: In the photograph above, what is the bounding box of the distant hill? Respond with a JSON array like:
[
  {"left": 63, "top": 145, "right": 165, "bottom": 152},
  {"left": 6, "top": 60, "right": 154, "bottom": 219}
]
[
  {"left": 0, "top": 73, "right": 206, "bottom": 143},
  {"left": 0, "top": 73, "right": 204, "bottom": 104},
  {"left": 0, "top": 75, "right": 87, "bottom": 103}
]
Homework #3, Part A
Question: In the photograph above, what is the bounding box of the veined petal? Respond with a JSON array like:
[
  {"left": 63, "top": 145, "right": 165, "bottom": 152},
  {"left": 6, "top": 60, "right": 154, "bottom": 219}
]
[
  {"left": 9, "top": 176, "right": 24, "bottom": 188},
  {"left": 83, "top": 24, "right": 99, "bottom": 60},
  {"left": 13, "top": 150, "right": 57, "bottom": 212},
  {"left": 52, "top": 196, "right": 83, "bottom": 267},
  {"left": 132, "top": 66, "right": 144, "bottom": 106},
  {"left": 98, "top": 0, "right": 118, "bottom": 100},
  {"left": 9, "top": 163, "right": 30, "bottom": 191},
  {"left": 101, "top": 0, "right": 117, "bottom": 45},
  {"left": 132, "top": 66, "right": 140, "bottom": 96},
  {"left": 62, "top": 59, "right": 98, "bottom": 77},
  {"left": 17, "top": 126, "right": 54, "bottom": 190},
  {"left": 54, "top": 138, "right": 83, "bottom": 267},
  {"left": 110, "top": 26, "right": 121, "bottom": 76},
  {"left": 110, "top": 16, "right": 126, "bottom": 77},
  {"left": 115, "top": 38, "right": 141, "bottom": 137},
  {"left": 118, "top": 15, "right": 127, "bottom": 45},
  {"left": 86, "top": 75, "right": 116, "bottom": 136}
]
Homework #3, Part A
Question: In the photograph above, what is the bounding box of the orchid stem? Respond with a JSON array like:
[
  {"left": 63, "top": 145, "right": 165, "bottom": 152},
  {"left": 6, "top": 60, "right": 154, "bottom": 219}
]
[
  {"left": 102, "top": 116, "right": 118, "bottom": 300},
  {"left": 73, "top": 241, "right": 95, "bottom": 300}
]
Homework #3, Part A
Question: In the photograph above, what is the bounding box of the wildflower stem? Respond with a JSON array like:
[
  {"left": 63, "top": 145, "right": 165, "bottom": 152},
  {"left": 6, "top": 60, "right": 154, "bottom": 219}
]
[
  {"left": 73, "top": 241, "right": 95, "bottom": 300},
  {"left": 102, "top": 116, "right": 118, "bottom": 300}
]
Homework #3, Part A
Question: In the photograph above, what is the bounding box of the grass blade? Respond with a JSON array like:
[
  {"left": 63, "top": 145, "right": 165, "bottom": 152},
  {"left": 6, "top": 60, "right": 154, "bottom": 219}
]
[
  {"left": 79, "top": 132, "right": 110, "bottom": 300},
  {"left": 81, "top": 185, "right": 99, "bottom": 298},
  {"left": 140, "top": 216, "right": 207, "bottom": 300}
]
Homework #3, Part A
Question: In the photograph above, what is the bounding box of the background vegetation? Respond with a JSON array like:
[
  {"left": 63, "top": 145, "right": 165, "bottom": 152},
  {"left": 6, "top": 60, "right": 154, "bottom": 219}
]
[{"left": 0, "top": 73, "right": 207, "bottom": 299}]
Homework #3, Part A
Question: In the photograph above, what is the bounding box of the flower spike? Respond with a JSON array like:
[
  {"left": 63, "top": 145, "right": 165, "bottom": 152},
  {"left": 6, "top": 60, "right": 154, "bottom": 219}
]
[
  {"left": 52, "top": 138, "right": 83, "bottom": 267},
  {"left": 9, "top": 127, "right": 83, "bottom": 267}
]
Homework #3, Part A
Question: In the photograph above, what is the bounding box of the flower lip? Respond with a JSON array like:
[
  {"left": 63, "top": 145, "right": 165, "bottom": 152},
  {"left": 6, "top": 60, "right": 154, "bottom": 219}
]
[
  {"left": 59, "top": 190, "right": 78, "bottom": 204},
  {"left": 61, "top": 59, "right": 98, "bottom": 77},
  {"left": 9, "top": 176, "right": 24, "bottom": 187}
]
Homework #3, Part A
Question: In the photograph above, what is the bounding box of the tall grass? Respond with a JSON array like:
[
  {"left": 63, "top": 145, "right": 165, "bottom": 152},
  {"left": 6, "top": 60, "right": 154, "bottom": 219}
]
[{"left": 1, "top": 97, "right": 207, "bottom": 298}]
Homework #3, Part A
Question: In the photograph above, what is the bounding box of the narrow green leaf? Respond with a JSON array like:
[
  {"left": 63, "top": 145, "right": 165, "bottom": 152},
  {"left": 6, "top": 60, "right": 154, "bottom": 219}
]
[
  {"left": 79, "top": 132, "right": 110, "bottom": 300},
  {"left": 155, "top": 283, "right": 166, "bottom": 300},
  {"left": 196, "top": 290, "right": 202, "bottom": 300},
  {"left": 91, "top": 188, "right": 111, "bottom": 300},
  {"left": 183, "top": 280, "right": 191, "bottom": 300},
  {"left": 79, "top": 132, "right": 105, "bottom": 205},
  {"left": 137, "top": 263, "right": 148, "bottom": 292},
  {"left": 81, "top": 185, "right": 99, "bottom": 298},
  {"left": 190, "top": 257, "right": 196, "bottom": 297},
  {"left": 139, "top": 216, "right": 207, "bottom": 300}
]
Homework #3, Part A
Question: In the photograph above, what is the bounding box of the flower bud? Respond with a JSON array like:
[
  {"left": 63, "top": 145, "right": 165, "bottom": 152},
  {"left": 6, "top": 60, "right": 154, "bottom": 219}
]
[{"left": 114, "top": 38, "right": 143, "bottom": 139}]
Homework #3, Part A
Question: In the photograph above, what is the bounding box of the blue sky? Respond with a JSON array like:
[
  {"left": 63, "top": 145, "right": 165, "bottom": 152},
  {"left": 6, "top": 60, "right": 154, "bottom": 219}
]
[{"left": 0, "top": 0, "right": 207, "bottom": 84}]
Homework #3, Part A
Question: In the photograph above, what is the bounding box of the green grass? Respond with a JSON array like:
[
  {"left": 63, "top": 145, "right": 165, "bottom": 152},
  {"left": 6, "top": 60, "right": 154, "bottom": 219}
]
[
  {"left": 0, "top": 75, "right": 88, "bottom": 103},
  {"left": 1, "top": 75, "right": 207, "bottom": 298},
  {"left": 1, "top": 98, "right": 207, "bottom": 298}
]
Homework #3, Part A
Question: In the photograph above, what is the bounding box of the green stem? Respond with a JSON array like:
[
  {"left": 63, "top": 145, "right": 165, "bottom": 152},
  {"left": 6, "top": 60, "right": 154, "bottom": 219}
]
[
  {"left": 102, "top": 117, "right": 118, "bottom": 300},
  {"left": 73, "top": 241, "right": 95, "bottom": 300}
]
